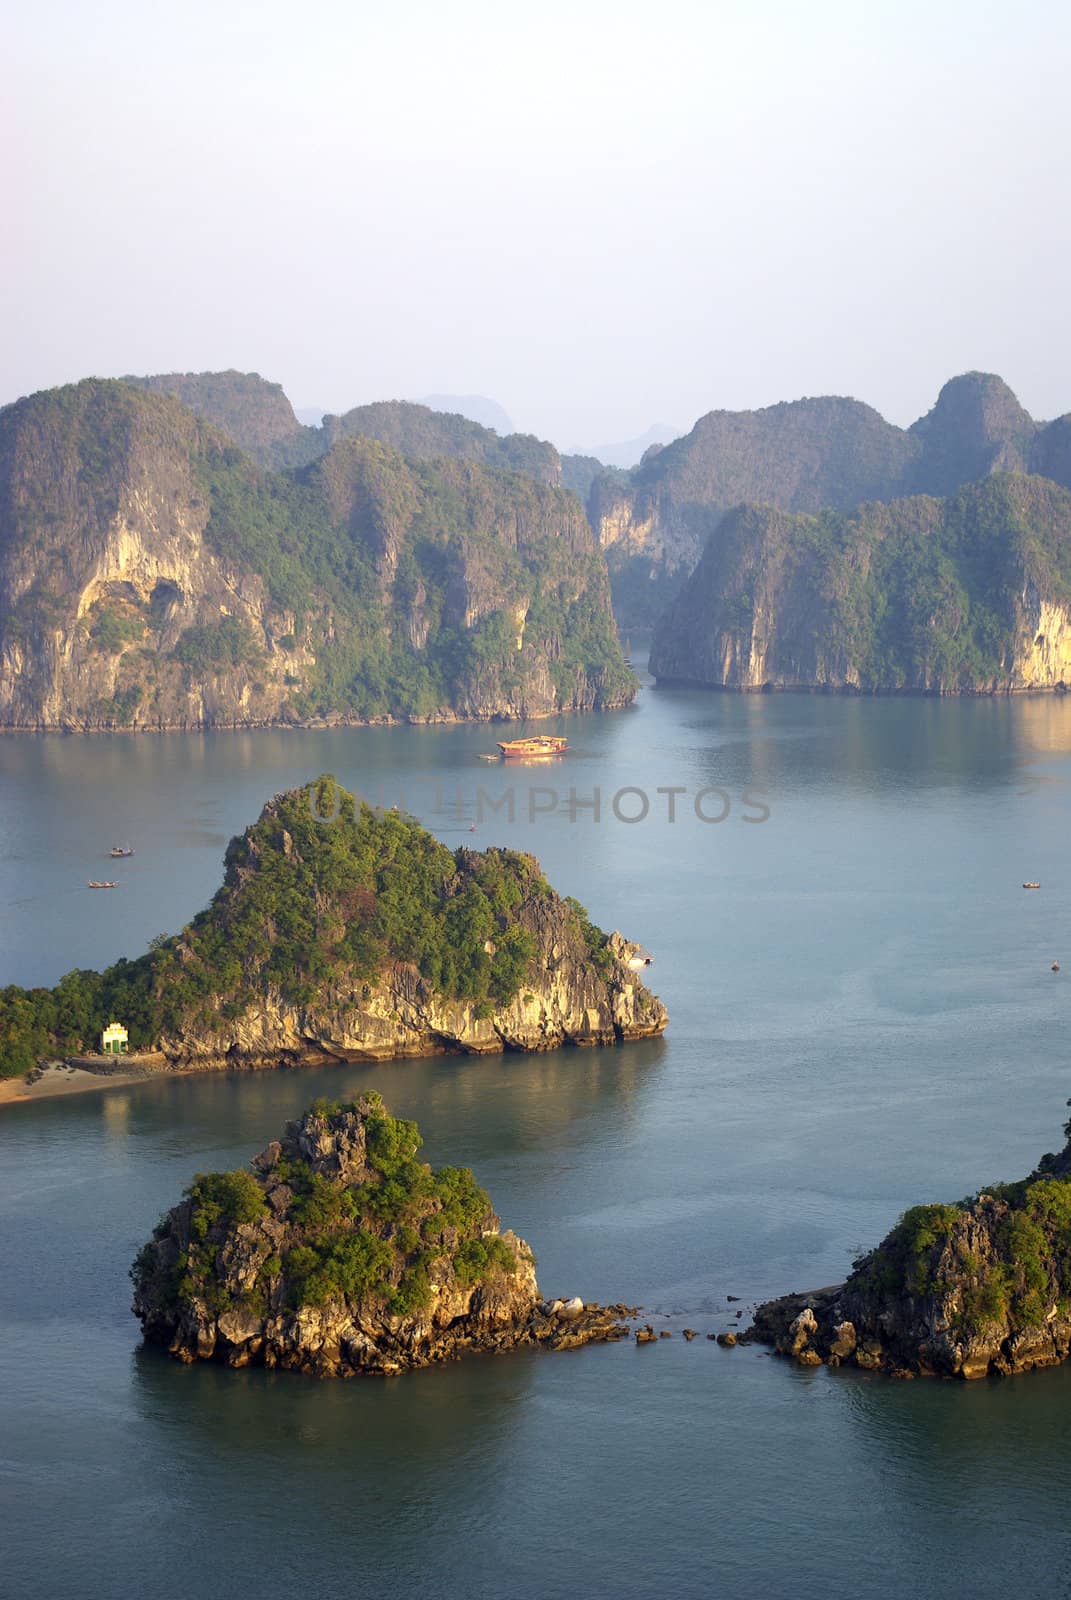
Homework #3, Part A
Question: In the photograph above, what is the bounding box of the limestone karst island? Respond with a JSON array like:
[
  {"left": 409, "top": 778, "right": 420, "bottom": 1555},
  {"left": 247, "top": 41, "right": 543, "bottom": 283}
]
[
  {"left": 132, "top": 1094, "right": 633, "bottom": 1377},
  {"left": 749, "top": 1104, "right": 1071, "bottom": 1381},
  {"left": 0, "top": 776, "right": 666, "bottom": 1082}
]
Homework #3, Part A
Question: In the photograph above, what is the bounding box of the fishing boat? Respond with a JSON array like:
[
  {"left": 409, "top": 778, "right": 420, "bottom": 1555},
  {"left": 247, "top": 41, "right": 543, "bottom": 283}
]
[
  {"left": 110, "top": 846, "right": 134, "bottom": 858},
  {"left": 1023, "top": 881, "right": 1041, "bottom": 890},
  {"left": 496, "top": 736, "right": 569, "bottom": 759},
  {"left": 88, "top": 880, "right": 117, "bottom": 890}
]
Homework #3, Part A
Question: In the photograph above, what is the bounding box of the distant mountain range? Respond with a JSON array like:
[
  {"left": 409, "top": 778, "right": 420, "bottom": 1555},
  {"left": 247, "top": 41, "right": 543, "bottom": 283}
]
[
  {"left": 419, "top": 394, "right": 515, "bottom": 434},
  {"left": 572, "top": 423, "right": 681, "bottom": 470}
]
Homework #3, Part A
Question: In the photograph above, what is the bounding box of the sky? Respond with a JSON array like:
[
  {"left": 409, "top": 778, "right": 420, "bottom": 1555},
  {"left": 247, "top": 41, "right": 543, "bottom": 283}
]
[{"left": 6, "top": 0, "right": 1071, "bottom": 449}]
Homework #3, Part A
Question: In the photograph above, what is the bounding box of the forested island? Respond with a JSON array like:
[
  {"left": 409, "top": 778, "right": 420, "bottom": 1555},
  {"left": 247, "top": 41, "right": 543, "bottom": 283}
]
[
  {"left": 132, "top": 1094, "right": 631, "bottom": 1376},
  {"left": 0, "top": 776, "right": 666, "bottom": 1078},
  {"left": 593, "top": 372, "right": 1071, "bottom": 625},
  {"left": 0, "top": 379, "right": 633, "bottom": 730},
  {"left": 650, "top": 474, "right": 1071, "bottom": 694},
  {"left": 749, "top": 1105, "right": 1071, "bottom": 1379}
]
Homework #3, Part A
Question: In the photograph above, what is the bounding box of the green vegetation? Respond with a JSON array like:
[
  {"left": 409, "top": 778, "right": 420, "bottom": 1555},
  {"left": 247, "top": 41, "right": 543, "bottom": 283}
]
[
  {"left": 0, "top": 380, "right": 634, "bottom": 729},
  {"left": 0, "top": 778, "right": 614, "bottom": 1076},
  {"left": 188, "top": 433, "right": 633, "bottom": 720},
  {"left": 853, "top": 1172, "right": 1071, "bottom": 1337},
  {"left": 186, "top": 1169, "right": 269, "bottom": 1238},
  {"left": 654, "top": 474, "right": 1071, "bottom": 691},
  {"left": 88, "top": 604, "right": 145, "bottom": 654},
  {"left": 173, "top": 616, "right": 263, "bottom": 672},
  {"left": 323, "top": 400, "right": 561, "bottom": 484},
  {"left": 122, "top": 369, "right": 319, "bottom": 470},
  {"left": 134, "top": 1098, "right": 521, "bottom": 1321},
  {"left": 565, "top": 897, "right": 615, "bottom": 981}
]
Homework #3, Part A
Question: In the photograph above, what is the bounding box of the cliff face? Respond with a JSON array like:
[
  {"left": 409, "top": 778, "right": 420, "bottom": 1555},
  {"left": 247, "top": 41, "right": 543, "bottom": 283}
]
[
  {"left": 156, "top": 879, "right": 668, "bottom": 1070},
  {"left": 132, "top": 1097, "right": 630, "bottom": 1376},
  {"left": 593, "top": 373, "right": 1071, "bottom": 627},
  {"left": 0, "top": 382, "right": 634, "bottom": 730},
  {"left": 0, "top": 382, "right": 311, "bottom": 730},
  {"left": 749, "top": 1124, "right": 1071, "bottom": 1381},
  {"left": 649, "top": 475, "right": 1071, "bottom": 694},
  {"left": 0, "top": 778, "right": 667, "bottom": 1077}
]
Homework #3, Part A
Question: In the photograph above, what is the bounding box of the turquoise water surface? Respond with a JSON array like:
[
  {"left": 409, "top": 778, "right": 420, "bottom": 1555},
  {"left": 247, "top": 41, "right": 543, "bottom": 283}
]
[{"left": 2, "top": 673, "right": 1070, "bottom": 1599}]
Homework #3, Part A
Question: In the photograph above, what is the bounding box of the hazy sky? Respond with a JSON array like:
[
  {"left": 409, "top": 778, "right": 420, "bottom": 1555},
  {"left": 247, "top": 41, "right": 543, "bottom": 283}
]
[{"left": 7, "top": 0, "right": 1071, "bottom": 447}]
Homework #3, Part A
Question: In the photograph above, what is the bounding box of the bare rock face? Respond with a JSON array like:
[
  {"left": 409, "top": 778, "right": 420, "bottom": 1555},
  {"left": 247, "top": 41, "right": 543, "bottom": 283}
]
[
  {"left": 132, "top": 1097, "right": 630, "bottom": 1377},
  {"left": 746, "top": 1119, "right": 1071, "bottom": 1380}
]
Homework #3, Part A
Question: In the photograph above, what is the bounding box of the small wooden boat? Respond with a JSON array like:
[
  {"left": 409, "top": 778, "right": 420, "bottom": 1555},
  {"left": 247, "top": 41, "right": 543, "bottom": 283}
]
[
  {"left": 1023, "top": 881, "right": 1041, "bottom": 890},
  {"left": 88, "top": 880, "right": 117, "bottom": 890},
  {"left": 110, "top": 846, "right": 134, "bottom": 858}
]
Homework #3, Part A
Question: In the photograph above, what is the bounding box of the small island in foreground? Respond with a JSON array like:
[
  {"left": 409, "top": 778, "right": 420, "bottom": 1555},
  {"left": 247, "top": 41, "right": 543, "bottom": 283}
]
[
  {"left": 132, "top": 1095, "right": 631, "bottom": 1375},
  {"left": 748, "top": 1106, "right": 1071, "bottom": 1379},
  {"left": 0, "top": 775, "right": 666, "bottom": 1081}
]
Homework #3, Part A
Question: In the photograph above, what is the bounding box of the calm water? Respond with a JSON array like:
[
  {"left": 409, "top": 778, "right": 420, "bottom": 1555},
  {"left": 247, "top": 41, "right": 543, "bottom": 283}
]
[{"left": 3, "top": 673, "right": 1071, "bottom": 1599}]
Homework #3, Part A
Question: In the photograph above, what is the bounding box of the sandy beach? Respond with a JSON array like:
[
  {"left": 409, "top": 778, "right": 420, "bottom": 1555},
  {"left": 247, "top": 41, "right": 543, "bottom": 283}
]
[{"left": 0, "top": 1064, "right": 161, "bottom": 1106}]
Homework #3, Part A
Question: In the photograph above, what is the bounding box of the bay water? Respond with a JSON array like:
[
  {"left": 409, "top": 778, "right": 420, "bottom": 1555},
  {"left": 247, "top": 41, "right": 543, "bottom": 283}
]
[{"left": 3, "top": 668, "right": 1071, "bottom": 1598}]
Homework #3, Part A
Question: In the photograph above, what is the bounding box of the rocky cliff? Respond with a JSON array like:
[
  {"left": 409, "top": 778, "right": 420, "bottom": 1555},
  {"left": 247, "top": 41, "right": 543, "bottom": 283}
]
[
  {"left": 0, "top": 777, "right": 667, "bottom": 1077},
  {"left": 132, "top": 1095, "right": 630, "bottom": 1375},
  {"left": 748, "top": 1108, "right": 1071, "bottom": 1381},
  {"left": 649, "top": 474, "right": 1071, "bottom": 694},
  {"left": 594, "top": 373, "right": 1071, "bottom": 626},
  {"left": 0, "top": 381, "right": 634, "bottom": 730}
]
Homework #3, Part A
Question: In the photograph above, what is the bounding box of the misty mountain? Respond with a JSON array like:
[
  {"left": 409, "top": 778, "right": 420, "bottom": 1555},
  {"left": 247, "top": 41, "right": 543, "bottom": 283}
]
[
  {"left": 575, "top": 423, "right": 682, "bottom": 469},
  {"left": 419, "top": 394, "right": 514, "bottom": 433},
  {"left": 122, "top": 370, "right": 321, "bottom": 471},
  {"left": 593, "top": 373, "right": 1071, "bottom": 627}
]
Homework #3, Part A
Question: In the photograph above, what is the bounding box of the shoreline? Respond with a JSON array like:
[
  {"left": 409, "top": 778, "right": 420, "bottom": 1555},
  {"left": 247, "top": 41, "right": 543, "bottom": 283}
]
[
  {"left": 0, "top": 695, "right": 638, "bottom": 738},
  {"left": 649, "top": 677, "right": 1071, "bottom": 698},
  {"left": 0, "top": 1063, "right": 177, "bottom": 1105}
]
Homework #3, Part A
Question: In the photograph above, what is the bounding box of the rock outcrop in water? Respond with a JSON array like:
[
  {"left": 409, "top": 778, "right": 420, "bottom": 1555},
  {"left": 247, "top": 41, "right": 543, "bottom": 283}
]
[
  {"left": 132, "top": 1095, "right": 631, "bottom": 1375},
  {"left": 747, "top": 1109, "right": 1071, "bottom": 1379},
  {"left": 649, "top": 474, "right": 1071, "bottom": 694},
  {"left": 0, "top": 777, "right": 667, "bottom": 1078}
]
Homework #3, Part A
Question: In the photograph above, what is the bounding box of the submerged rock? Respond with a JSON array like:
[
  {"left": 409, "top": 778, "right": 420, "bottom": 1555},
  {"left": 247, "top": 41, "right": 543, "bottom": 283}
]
[{"left": 132, "top": 1095, "right": 629, "bottom": 1378}]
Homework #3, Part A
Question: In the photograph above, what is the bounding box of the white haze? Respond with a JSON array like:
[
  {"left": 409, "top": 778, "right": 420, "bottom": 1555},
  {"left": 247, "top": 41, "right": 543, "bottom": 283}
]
[{"left": 6, "top": 0, "right": 1071, "bottom": 443}]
